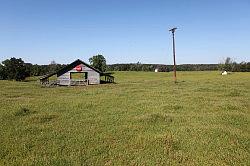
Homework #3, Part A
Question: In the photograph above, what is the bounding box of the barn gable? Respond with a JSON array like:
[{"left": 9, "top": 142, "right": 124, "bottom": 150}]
[
  {"left": 40, "top": 59, "right": 114, "bottom": 86},
  {"left": 56, "top": 59, "right": 101, "bottom": 77}
]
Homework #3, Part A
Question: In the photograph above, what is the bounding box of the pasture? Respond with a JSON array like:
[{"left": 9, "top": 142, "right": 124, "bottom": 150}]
[{"left": 0, "top": 71, "right": 249, "bottom": 165}]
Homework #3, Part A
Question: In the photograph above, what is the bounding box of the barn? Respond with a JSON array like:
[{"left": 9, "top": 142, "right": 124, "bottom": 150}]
[{"left": 40, "top": 59, "right": 114, "bottom": 86}]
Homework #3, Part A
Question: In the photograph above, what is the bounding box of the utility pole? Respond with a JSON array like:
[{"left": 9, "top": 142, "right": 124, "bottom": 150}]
[{"left": 169, "top": 27, "right": 177, "bottom": 83}]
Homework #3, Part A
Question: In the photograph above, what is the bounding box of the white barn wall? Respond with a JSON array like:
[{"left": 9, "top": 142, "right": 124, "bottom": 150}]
[
  {"left": 57, "top": 63, "right": 100, "bottom": 85},
  {"left": 58, "top": 72, "right": 70, "bottom": 85}
]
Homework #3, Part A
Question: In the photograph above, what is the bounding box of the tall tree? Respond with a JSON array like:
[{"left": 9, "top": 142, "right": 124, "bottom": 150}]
[{"left": 89, "top": 54, "right": 107, "bottom": 72}]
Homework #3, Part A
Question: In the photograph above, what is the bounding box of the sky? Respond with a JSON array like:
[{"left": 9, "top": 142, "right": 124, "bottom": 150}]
[{"left": 0, "top": 0, "right": 249, "bottom": 65}]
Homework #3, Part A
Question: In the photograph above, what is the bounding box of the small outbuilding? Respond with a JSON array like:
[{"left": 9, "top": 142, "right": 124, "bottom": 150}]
[{"left": 40, "top": 59, "right": 114, "bottom": 86}]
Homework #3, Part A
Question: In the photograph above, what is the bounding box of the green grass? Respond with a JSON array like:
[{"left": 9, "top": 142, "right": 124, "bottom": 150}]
[{"left": 0, "top": 71, "right": 249, "bottom": 165}]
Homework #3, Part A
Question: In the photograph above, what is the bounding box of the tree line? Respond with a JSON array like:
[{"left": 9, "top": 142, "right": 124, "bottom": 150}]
[
  {"left": 107, "top": 63, "right": 220, "bottom": 72},
  {"left": 0, "top": 58, "right": 66, "bottom": 81},
  {"left": 218, "top": 57, "right": 250, "bottom": 72},
  {"left": 0, "top": 57, "right": 249, "bottom": 81},
  {"left": 107, "top": 57, "right": 250, "bottom": 72}
]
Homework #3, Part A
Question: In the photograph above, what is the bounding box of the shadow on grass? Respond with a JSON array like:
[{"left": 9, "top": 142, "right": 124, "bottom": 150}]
[{"left": 14, "top": 107, "right": 35, "bottom": 116}]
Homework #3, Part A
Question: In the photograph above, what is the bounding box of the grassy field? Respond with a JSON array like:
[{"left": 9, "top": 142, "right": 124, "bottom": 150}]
[{"left": 0, "top": 71, "right": 249, "bottom": 165}]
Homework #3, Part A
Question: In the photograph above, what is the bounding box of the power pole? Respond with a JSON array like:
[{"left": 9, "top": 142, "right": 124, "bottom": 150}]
[{"left": 169, "top": 27, "right": 177, "bottom": 83}]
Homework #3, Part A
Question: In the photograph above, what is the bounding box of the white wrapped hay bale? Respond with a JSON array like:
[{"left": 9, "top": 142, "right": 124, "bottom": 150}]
[{"left": 221, "top": 71, "right": 228, "bottom": 75}]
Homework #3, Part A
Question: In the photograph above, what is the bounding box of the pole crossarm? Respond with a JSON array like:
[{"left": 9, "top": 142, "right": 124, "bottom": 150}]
[{"left": 169, "top": 27, "right": 177, "bottom": 33}]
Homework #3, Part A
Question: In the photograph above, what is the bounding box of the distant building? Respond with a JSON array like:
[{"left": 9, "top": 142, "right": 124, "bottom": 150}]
[
  {"left": 40, "top": 59, "right": 114, "bottom": 86},
  {"left": 154, "top": 68, "right": 159, "bottom": 72}
]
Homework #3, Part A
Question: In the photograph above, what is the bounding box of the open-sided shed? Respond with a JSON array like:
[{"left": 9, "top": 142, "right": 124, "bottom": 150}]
[{"left": 40, "top": 59, "right": 114, "bottom": 86}]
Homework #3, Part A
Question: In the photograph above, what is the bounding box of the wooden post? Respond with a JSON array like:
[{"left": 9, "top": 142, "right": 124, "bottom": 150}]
[{"left": 169, "top": 27, "right": 177, "bottom": 83}]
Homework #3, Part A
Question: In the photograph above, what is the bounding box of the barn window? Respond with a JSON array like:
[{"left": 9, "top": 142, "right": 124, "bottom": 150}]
[{"left": 70, "top": 72, "right": 87, "bottom": 80}]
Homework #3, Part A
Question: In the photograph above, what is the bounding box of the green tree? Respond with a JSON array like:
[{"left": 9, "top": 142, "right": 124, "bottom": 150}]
[
  {"left": 0, "top": 63, "right": 7, "bottom": 79},
  {"left": 218, "top": 57, "right": 235, "bottom": 72},
  {"left": 24, "top": 63, "right": 33, "bottom": 77},
  {"left": 1, "top": 57, "right": 28, "bottom": 81},
  {"left": 89, "top": 54, "right": 107, "bottom": 72}
]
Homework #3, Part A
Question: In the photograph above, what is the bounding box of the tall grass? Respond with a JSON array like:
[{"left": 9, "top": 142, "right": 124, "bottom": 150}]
[{"left": 0, "top": 71, "right": 249, "bottom": 165}]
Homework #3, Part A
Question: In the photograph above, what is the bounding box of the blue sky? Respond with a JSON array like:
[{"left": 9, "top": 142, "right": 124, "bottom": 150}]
[{"left": 0, "top": 0, "right": 249, "bottom": 65}]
